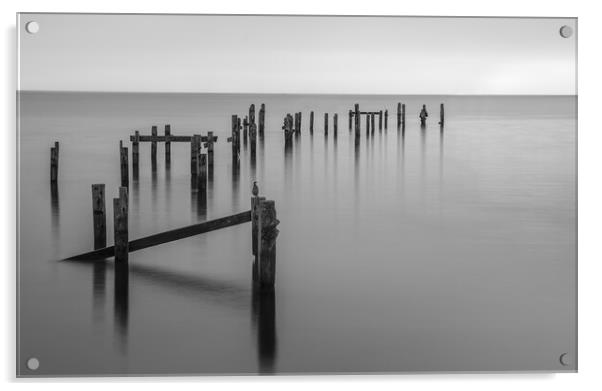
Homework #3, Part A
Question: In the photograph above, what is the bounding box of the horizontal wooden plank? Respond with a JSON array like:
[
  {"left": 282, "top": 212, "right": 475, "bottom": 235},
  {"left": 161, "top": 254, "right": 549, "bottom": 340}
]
[
  {"left": 64, "top": 210, "right": 251, "bottom": 261},
  {"left": 129, "top": 135, "right": 218, "bottom": 142}
]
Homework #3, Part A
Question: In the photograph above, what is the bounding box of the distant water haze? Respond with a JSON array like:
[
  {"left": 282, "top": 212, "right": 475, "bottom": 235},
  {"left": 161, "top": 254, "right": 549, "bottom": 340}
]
[{"left": 17, "top": 92, "right": 576, "bottom": 375}]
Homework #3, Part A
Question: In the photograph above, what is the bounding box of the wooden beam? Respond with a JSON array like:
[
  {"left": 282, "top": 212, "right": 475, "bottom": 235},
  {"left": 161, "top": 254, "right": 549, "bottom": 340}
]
[{"left": 65, "top": 211, "right": 252, "bottom": 261}]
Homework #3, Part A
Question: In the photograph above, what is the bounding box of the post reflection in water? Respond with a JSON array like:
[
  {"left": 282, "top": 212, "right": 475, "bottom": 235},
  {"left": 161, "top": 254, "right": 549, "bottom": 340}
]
[
  {"left": 114, "top": 262, "right": 129, "bottom": 354},
  {"left": 92, "top": 260, "right": 106, "bottom": 323},
  {"left": 231, "top": 157, "right": 240, "bottom": 211},
  {"left": 284, "top": 139, "right": 293, "bottom": 193},
  {"left": 252, "top": 289, "right": 277, "bottom": 373}
]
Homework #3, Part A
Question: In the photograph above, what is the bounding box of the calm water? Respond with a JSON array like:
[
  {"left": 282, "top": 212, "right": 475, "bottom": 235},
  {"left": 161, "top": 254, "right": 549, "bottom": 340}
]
[{"left": 17, "top": 92, "right": 576, "bottom": 376}]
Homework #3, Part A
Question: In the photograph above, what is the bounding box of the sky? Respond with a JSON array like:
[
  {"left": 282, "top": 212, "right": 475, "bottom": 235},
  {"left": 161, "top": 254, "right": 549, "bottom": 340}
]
[{"left": 17, "top": 14, "right": 577, "bottom": 95}]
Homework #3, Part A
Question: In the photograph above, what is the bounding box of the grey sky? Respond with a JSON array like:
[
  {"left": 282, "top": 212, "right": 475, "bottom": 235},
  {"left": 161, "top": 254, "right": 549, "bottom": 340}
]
[{"left": 18, "top": 14, "right": 576, "bottom": 95}]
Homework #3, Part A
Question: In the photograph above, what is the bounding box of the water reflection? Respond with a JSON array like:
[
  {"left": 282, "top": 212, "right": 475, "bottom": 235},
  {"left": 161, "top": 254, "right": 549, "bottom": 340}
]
[
  {"left": 231, "top": 158, "right": 240, "bottom": 211},
  {"left": 50, "top": 182, "right": 60, "bottom": 228},
  {"left": 114, "top": 262, "right": 129, "bottom": 353},
  {"left": 252, "top": 289, "right": 277, "bottom": 373},
  {"left": 92, "top": 260, "right": 106, "bottom": 323}
]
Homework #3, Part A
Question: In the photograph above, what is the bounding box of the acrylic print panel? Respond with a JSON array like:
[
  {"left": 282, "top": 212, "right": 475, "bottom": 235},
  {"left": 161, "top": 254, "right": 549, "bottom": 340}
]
[{"left": 17, "top": 14, "right": 577, "bottom": 376}]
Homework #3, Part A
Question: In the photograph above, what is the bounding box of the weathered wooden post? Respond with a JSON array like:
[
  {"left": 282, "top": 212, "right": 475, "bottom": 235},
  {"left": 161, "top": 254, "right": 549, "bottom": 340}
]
[
  {"left": 439, "top": 103, "right": 445, "bottom": 126},
  {"left": 348, "top": 110, "right": 352, "bottom": 131},
  {"left": 198, "top": 153, "right": 207, "bottom": 200},
  {"left": 113, "top": 187, "right": 129, "bottom": 263},
  {"left": 371, "top": 113, "right": 376, "bottom": 134},
  {"left": 324, "top": 113, "right": 328, "bottom": 136},
  {"left": 243, "top": 116, "right": 249, "bottom": 144},
  {"left": 250, "top": 122, "right": 257, "bottom": 159},
  {"left": 258, "top": 104, "right": 265, "bottom": 136},
  {"left": 119, "top": 141, "right": 129, "bottom": 188},
  {"left": 165, "top": 124, "right": 171, "bottom": 166},
  {"left": 191, "top": 134, "right": 200, "bottom": 175},
  {"left": 397, "top": 103, "right": 401, "bottom": 130},
  {"left": 230, "top": 115, "right": 240, "bottom": 163},
  {"left": 91, "top": 184, "right": 106, "bottom": 250},
  {"left": 50, "top": 141, "right": 59, "bottom": 182},
  {"left": 354, "top": 104, "right": 360, "bottom": 142},
  {"left": 257, "top": 199, "right": 279, "bottom": 291},
  {"left": 402, "top": 104, "right": 406, "bottom": 127},
  {"left": 333, "top": 113, "right": 338, "bottom": 138},
  {"left": 298, "top": 112, "right": 302, "bottom": 133},
  {"left": 249, "top": 104, "right": 256, "bottom": 126},
  {"left": 132, "top": 131, "right": 140, "bottom": 173},
  {"left": 251, "top": 182, "right": 264, "bottom": 282},
  {"left": 206, "top": 131, "right": 215, "bottom": 170},
  {"left": 365, "top": 113, "right": 370, "bottom": 136},
  {"left": 151, "top": 126, "right": 158, "bottom": 166},
  {"left": 385, "top": 110, "right": 388, "bottom": 130},
  {"left": 310, "top": 111, "right": 314, "bottom": 135},
  {"left": 379, "top": 110, "right": 383, "bottom": 131}
]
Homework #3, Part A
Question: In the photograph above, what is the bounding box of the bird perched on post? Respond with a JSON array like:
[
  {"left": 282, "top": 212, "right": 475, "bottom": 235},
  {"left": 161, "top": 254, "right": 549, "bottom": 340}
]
[{"left": 252, "top": 181, "right": 259, "bottom": 197}]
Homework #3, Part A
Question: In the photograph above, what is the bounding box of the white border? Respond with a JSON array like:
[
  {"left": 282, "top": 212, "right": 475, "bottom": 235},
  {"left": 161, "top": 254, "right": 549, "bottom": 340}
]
[{"left": 3, "top": 1, "right": 600, "bottom": 389}]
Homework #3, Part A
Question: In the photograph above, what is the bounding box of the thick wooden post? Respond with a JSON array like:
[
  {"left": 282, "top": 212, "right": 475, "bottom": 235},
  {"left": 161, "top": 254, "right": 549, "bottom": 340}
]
[
  {"left": 439, "top": 103, "right": 445, "bottom": 126},
  {"left": 231, "top": 115, "right": 239, "bottom": 163},
  {"left": 250, "top": 122, "right": 257, "bottom": 157},
  {"left": 298, "top": 112, "right": 302, "bottom": 133},
  {"left": 198, "top": 153, "right": 207, "bottom": 200},
  {"left": 310, "top": 111, "right": 314, "bottom": 134},
  {"left": 379, "top": 110, "right": 383, "bottom": 131},
  {"left": 258, "top": 199, "right": 279, "bottom": 291},
  {"left": 402, "top": 104, "right": 406, "bottom": 127},
  {"left": 324, "top": 113, "right": 328, "bottom": 136},
  {"left": 132, "top": 131, "right": 140, "bottom": 172},
  {"left": 151, "top": 126, "right": 157, "bottom": 166},
  {"left": 354, "top": 104, "right": 360, "bottom": 141},
  {"left": 243, "top": 116, "right": 249, "bottom": 144},
  {"left": 365, "top": 114, "right": 370, "bottom": 136},
  {"left": 249, "top": 104, "right": 256, "bottom": 126},
  {"left": 50, "top": 141, "right": 59, "bottom": 182},
  {"left": 207, "top": 131, "right": 214, "bottom": 170},
  {"left": 92, "top": 184, "right": 106, "bottom": 250},
  {"left": 165, "top": 124, "right": 171, "bottom": 166},
  {"left": 119, "top": 141, "right": 129, "bottom": 188},
  {"left": 113, "top": 187, "right": 129, "bottom": 263},
  {"left": 385, "top": 110, "right": 388, "bottom": 129},
  {"left": 333, "top": 113, "right": 338, "bottom": 138},
  {"left": 348, "top": 109, "right": 352, "bottom": 131},
  {"left": 191, "top": 134, "right": 200, "bottom": 175},
  {"left": 371, "top": 113, "right": 376, "bottom": 134},
  {"left": 258, "top": 104, "right": 265, "bottom": 136}
]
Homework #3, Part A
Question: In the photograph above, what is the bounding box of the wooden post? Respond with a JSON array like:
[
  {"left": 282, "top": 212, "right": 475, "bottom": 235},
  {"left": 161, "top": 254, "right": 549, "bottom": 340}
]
[
  {"left": 371, "top": 113, "right": 376, "bottom": 134},
  {"left": 50, "top": 141, "right": 59, "bottom": 182},
  {"left": 402, "top": 104, "right": 406, "bottom": 127},
  {"left": 249, "top": 104, "right": 256, "bottom": 126},
  {"left": 333, "top": 113, "right": 338, "bottom": 138},
  {"left": 354, "top": 104, "right": 360, "bottom": 141},
  {"left": 324, "top": 113, "right": 328, "bottom": 136},
  {"left": 348, "top": 109, "right": 352, "bottom": 131},
  {"left": 258, "top": 199, "right": 279, "bottom": 291},
  {"left": 206, "top": 131, "right": 215, "bottom": 170},
  {"left": 231, "top": 115, "right": 239, "bottom": 163},
  {"left": 439, "top": 103, "right": 445, "bottom": 126},
  {"left": 250, "top": 122, "right": 257, "bottom": 157},
  {"left": 379, "top": 110, "right": 383, "bottom": 131},
  {"left": 151, "top": 126, "right": 157, "bottom": 166},
  {"left": 397, "top": 103, "right": 401, "bottom": 130},
  {"left": 92, "top": 184, "right": 106, "bottom": 250},
  {"left": 298, "top": 112, "right": 302, "bottom": 133},
  {"left": 365, "top": 114, "right": 370, "bottom": 136},
  {"left": 191, "top": 134, "right": 200, "bottom": 175},
  {"left": 385, "top": 110, "right": 388, "bottom": 130},
  {"left": 310, "top": 111, "right": 314, "bottom": 135},
  {"left": 113, "top": 187, "right": 129, "bottom": 263},
  {"left": 119, "top": 141, "right": 129, "bottom": 188},
  {"left": 258, "top": 104, "right": 265, "bottom": 136},
  {"left": 198, "top": 153, "right": 207, "bottom": 200},
  {"left": 132, "top": 131, "right": 140, "bottom": 170},
  {"left": 165, "top": 124, "right": 171, "bottom": 166},
  {"left": 243, "top": 116, "right": 249, "bottom": 143}
]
